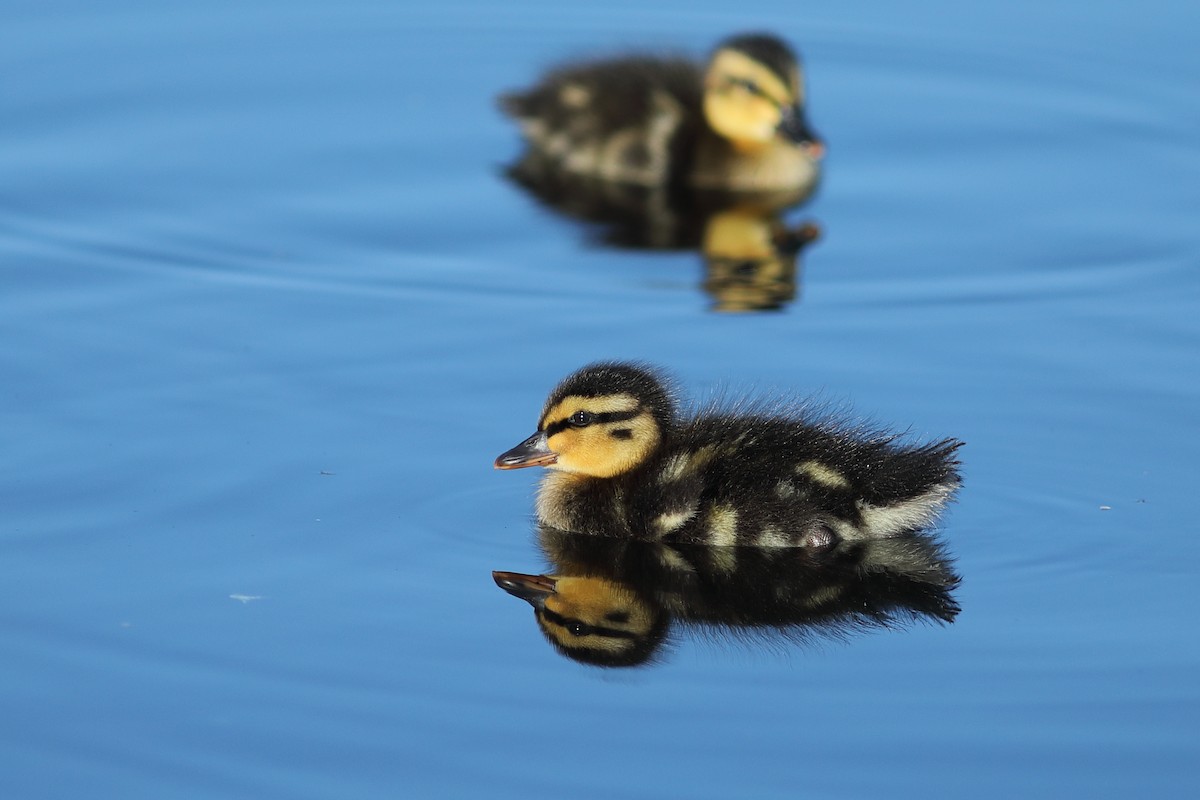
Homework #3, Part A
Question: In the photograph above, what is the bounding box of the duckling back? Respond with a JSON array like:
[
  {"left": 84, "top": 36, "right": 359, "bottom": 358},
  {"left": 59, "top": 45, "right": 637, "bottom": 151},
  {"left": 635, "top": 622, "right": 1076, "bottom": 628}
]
[
  {"left": 500, "top": 56, "right": 704, "bottom": 186},
  {"left": 667, "top": 413, "right": 962, "bottom": 544}
]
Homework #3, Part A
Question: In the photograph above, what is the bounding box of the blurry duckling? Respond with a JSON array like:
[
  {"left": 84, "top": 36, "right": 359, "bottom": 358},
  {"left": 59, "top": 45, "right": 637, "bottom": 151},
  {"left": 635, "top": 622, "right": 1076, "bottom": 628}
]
[
  {"left": 500, "top": 32, "right": 823, "bottom": 194},
  {"left": 495, "top": 362, "right": 962, "bottom": 546}
]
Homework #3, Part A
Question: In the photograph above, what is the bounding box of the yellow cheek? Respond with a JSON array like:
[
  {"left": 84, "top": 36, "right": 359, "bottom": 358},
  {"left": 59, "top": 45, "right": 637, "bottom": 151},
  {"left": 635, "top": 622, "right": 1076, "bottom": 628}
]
[
  {"left": 545, "top": 428, "right": 600, "bottom": 473},
  {"left": 704, "top": 94, "right": 781, "bottom": 147},
  {"left": 545, "top": 413, "right": 660, "bottom": 478},
  {"left": 547, "top": 429, "right": 632, "bottom": 477}
]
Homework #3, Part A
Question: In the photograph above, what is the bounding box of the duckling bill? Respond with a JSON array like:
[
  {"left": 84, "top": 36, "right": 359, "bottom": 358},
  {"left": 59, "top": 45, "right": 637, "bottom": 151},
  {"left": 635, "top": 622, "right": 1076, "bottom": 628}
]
[
  {"left": 495, "top": 362, "right": 963, "bottom": 545},
  {"left": 500, "top": 32, "right": 823, "bottom": 193}
]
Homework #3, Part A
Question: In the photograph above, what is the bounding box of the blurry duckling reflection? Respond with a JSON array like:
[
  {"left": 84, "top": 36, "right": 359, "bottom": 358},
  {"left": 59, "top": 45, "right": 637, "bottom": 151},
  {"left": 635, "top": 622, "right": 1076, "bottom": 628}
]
[
  {"left": 702, "top": 207, "right": 820, "bottom": 311},
  {"left": 494, "top": 526, "right": 960, "bottom": 668},
  {"left": 505, "top": 150, "right": 821, "bottom": 312}
]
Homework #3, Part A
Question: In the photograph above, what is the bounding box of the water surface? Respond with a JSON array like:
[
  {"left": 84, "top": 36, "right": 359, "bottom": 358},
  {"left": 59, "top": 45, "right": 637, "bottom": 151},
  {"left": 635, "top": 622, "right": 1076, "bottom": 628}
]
[{"left": 3, "top": 1, "right": 1199, "bottom": 797}]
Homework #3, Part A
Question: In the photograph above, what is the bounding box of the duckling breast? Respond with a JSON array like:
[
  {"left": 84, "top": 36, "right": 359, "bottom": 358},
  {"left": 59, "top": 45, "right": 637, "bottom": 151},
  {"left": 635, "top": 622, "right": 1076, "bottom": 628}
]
[
  {"left": 689, "top": 132, "right": 820, "bottom": 192},
  {"left": 537, "top": 471, "right": 635, "bottom": 536}
]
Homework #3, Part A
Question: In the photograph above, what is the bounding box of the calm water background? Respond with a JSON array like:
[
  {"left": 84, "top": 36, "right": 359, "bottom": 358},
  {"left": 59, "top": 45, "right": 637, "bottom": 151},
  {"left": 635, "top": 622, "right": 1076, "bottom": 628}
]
[{"left": 3, "top": 0, "right": 1198, "bottom": 797}]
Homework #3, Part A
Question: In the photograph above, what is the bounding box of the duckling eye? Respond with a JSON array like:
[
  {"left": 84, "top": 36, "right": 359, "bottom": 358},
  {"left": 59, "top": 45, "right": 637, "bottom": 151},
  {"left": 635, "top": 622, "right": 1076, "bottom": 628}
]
[
  {"left": 569, "top": 410, "right": 593, "bottom": 427},
  {"left": 727, "top": 76, "right": 761, "bottom": 97},
  {"left": 567, "top": 621, "right": 593, "bottom": 637}
]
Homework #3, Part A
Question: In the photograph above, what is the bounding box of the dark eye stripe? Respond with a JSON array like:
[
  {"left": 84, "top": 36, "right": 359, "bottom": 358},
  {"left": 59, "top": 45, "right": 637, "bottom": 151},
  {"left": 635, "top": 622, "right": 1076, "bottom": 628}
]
[
  {"left": 544, "top": 407, "right": 641, "bottom": 437},
  {"left": 724, "top": 76, "right": 785, "bottom": 109},
  {"left": 539, "top": 608, "right": 637, "bottom": 639}
]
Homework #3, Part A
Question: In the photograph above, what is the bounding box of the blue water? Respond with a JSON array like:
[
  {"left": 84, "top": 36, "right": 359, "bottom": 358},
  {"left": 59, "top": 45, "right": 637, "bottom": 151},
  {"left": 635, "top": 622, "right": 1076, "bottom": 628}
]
[{"left": 3, "top": 0, "right": 1199, "bottom": 797}]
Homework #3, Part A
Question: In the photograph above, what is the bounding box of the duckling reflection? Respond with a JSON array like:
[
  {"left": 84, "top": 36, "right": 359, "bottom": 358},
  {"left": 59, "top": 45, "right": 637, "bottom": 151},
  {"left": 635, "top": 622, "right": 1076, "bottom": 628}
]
[
  {"left": 702, "top": 207, "right": 819, "bottom": 312},
  {"left": 500, "top": 31, "right": 823, "bottom": 312},
  {"left": 494, "top": 526, "right": 960, "bottom": 668}
]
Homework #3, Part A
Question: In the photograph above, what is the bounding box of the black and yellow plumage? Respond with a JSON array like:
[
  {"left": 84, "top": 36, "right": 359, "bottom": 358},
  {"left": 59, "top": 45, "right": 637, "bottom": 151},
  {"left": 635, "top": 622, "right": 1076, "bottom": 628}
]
[
  {"left": 499, "top": 33, "right": 823, "bottom": 193},
  {"left": 495, "top": 362, "right": 962, "bottom": 546}
]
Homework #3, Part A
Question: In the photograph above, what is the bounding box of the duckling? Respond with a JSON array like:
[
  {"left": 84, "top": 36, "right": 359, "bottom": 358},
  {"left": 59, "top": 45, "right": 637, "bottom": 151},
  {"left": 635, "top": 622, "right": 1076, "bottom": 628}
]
[
  {"left": 500, "top": 32, "right": 823, "bottom": 194},
  {"left": 493, "top": 526, "right": 960, "bottom": 668},
  {"left": 495, "top": 362, "right": 962, "bottom": 546}
]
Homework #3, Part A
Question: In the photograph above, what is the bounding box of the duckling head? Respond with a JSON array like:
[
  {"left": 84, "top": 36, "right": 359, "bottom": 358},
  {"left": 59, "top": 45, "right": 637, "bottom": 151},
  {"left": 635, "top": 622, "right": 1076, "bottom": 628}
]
[
  {"left": 494, "top": 362, "right": 675, "bottom": 478},
  {"left": 492, "top": 570, "right": 668, "bottom": 667},
  {"left": 702, "top": 33, "right": 823, "bottom": 156}
]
